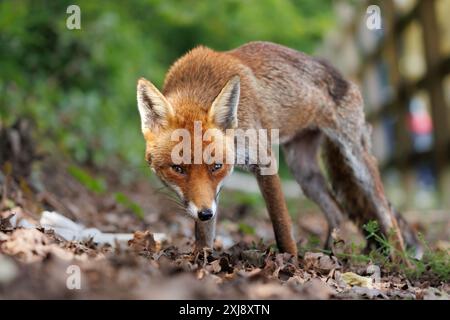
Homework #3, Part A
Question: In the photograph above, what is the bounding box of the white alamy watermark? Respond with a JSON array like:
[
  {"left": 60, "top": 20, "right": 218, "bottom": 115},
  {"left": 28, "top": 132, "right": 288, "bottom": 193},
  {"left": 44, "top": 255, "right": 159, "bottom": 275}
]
[
  {"left": 366, "top": 5, "right": 382, "bottom": 30},
  {"left": 170, "top": 121, "right": 279, "bottom": 175},
  {"left": 66, "top": 5, "right": 81, "bottom": 30},
  {"left": 66, "top": 264, "right": 81, "bottom": 290}
]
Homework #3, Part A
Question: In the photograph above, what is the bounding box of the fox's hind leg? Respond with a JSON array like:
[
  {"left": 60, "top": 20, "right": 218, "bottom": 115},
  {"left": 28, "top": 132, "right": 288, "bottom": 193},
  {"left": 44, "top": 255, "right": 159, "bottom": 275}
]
[{"left": 283, "top": 129, "right": 345, "bottom": 249}]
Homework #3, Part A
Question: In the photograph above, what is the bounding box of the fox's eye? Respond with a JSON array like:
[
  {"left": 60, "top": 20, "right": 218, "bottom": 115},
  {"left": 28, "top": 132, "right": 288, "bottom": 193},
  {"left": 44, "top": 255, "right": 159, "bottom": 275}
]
[
  {"left": 171, "top": 165, "right": 185, "bottom": 174},
  {"left": 211, "top": 163, "right": 223, "bottom": 172}
]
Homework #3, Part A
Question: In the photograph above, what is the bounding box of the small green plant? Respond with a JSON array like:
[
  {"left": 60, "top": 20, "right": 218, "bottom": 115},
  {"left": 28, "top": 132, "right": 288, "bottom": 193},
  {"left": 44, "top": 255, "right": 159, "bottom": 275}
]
[
  {"left": 405, "top": 233, "right": 450, "bottom": 281},
  {"left": 363, "top": 220, "right": 393, "bottom": 256},
  {"left": 362, "top": 220, "right": 449, "bottom": 282},
  {"left": 300, "top": 220, "right": 449, "bottom": 283}
]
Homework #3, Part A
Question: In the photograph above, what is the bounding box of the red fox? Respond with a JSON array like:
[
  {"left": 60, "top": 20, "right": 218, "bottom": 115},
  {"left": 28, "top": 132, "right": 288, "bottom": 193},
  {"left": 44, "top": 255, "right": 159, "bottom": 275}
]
[{"left": 137, "top": 41, "right": 421, "bottom": 259}]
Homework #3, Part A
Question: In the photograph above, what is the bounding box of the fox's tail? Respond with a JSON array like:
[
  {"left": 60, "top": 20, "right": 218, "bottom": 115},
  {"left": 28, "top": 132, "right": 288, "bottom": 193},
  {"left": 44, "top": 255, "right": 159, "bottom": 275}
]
[
  {"left": 322, "top": 136, "right": 376, "bottom": 228},
  {"left": 323, "top": 134, "right": 423, "bottom": 259}
]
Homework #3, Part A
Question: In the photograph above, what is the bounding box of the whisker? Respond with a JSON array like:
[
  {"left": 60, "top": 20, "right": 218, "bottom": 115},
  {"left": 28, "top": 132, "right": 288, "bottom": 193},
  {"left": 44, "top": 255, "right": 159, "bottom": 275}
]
[
  {"left": 215, "top": 185, "right": 224, "bottom": 201},
  {"left": 152, "top": 185, "right": 185, "bottom": 207}
]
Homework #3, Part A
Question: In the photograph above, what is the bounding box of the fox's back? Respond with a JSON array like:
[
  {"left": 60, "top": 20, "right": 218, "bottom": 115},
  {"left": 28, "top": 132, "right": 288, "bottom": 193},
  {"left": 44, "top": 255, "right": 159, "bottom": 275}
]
[{"left": 163, "top": 41, "right": 360, "bottom": 139}]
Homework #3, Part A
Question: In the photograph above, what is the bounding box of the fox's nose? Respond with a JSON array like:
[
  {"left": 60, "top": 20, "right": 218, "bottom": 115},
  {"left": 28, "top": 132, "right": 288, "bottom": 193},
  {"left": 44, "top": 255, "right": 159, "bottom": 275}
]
[{"left": 198, "top": 208, "right": 213, "bottom": 221}]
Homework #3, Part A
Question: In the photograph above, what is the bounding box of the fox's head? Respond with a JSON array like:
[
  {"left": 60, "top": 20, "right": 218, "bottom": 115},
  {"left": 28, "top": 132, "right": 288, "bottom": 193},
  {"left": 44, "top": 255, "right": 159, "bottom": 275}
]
[{"left": 136, "top": 76, "right": 240, "bottom": 222}]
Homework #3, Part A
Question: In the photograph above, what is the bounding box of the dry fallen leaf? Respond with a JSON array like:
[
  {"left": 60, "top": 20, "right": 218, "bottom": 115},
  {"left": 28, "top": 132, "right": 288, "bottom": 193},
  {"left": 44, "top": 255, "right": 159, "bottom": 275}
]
[
  {"left": 0, "top": 213, "right": 14, "bottom": 232},
  {"left": 423, "top": 287, "right": 449, "bottom": 300},
  {"left": 341, "top": 272, "right": 373, "bottom": 288},
  {"left": 237, "top": 267, "right": 262, "bottom": 279},
  {"left": 241, "top": 249, "right": 265, "bottom": 267},
  {"left": 208, "top": 259, "right": 222, "bottom": 273},
  {"left": 128, "top": 230, "right": 157, "bottom": 253},
  {"left": 304, "top": 252, "right": 340, "bottom": 273},
  {"left": 1, "top": 228, "right": 50, "bottom": 261},
  {"left": 349, "top": 286, "right": 388, "bottom": 299},
  {"left": 247, "top": 282, "right": 293, "bottom": 299},
  {"left": 0, "top": 228, "right": 74, "bottom": 262},
  {"left": 297, "top": 278, "right": 336, "bottom": 299}
]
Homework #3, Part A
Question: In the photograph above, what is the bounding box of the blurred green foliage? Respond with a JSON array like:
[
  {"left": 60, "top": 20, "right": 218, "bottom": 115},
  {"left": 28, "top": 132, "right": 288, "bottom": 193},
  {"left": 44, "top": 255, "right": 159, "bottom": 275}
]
[
  {"left": 0, "top": 0, "right": 334, "bottom": 173},
  {"left": 115, "top": 191, "right": 145, "bottom": 219},
  {"left": 238, "top": 222, "right": 256, "bottom": 235},
  {"left": 68, "top": 165, "right": 106, "bottom": 193},
  {"left": 68, "top": 164, "right": 144, "bottom": 218}
]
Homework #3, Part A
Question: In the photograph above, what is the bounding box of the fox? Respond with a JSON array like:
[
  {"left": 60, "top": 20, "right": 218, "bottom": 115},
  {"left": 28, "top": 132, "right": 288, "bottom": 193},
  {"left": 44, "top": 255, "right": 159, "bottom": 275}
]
[{"left": 136, "top": 41, "right": 421, "bottom": 259}]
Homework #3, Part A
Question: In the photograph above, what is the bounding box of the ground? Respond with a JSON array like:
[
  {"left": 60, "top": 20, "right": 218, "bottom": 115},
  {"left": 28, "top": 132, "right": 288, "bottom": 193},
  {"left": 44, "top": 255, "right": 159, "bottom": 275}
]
[{"left": 0, "top": 127, "right": 449, "bottom": 299}]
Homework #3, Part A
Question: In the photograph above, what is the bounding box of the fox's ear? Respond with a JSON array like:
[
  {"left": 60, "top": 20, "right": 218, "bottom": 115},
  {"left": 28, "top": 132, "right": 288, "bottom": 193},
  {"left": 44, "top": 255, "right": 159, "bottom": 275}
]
[
  {"left": 137, "top": 77, "right": 174, "bottom": 135},
  {"left": 209, "top": 75, "right": 240, "bottom": 130}
]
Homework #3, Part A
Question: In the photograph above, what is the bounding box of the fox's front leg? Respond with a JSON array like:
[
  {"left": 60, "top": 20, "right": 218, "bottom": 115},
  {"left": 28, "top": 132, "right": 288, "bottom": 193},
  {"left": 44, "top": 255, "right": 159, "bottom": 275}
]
[
  {"left": 195, "top": 216, "right": 216, "bottom": 249},
  {"left": 255, "top": 171, "right": 298, "bottom": 256}
]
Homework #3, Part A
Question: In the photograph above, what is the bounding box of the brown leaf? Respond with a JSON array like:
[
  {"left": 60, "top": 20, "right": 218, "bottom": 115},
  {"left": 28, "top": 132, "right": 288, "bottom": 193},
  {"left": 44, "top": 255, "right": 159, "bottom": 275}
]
[
  {"left": 241, "top": 249, "right": 265, "bottom": 267},
  {"left": 237, "top": 267, "right": 263, "bottom": 279},
  {"left": 298, "top": 278, "right": 335, "bottom": 299},
  {"left": 348, "top": 286, "right": 388, "bottom": 299},
  {"left": 304, "top": 252, "right": 340, "bottom": 273},
  {"left": 247, "top": 282, "right": 294, "bottom": 299},
  {"left": 0, "top": 228, "right": 72, "bottom": 263},
  {"left": 128, "top": 230, "right": 156, "bottom": 253},
  {"left": 208, "top": 259, "right": 222, "bottom": 273},
  {"left": 0, "top": 213, "right": 14, "bottom": 232}
]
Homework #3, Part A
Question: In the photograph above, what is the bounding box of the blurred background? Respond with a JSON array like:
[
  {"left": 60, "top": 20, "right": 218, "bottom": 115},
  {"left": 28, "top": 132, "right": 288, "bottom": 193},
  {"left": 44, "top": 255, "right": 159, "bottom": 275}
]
[
  {"left": 319, "top": 0, "right": 450, "bottom": 212},
  {"left": 1, "top": 0, "right": 449, "bottom": 215}
]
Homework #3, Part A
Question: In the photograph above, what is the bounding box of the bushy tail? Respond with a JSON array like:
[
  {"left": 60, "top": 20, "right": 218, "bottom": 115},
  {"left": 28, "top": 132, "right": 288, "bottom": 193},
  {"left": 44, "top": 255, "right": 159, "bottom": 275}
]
[
  {"left": 322, "top": 137, "right": 377, "bottom": 229},
  {"left": 323, "top": 136, "right": 423, "bottom": 258}
]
